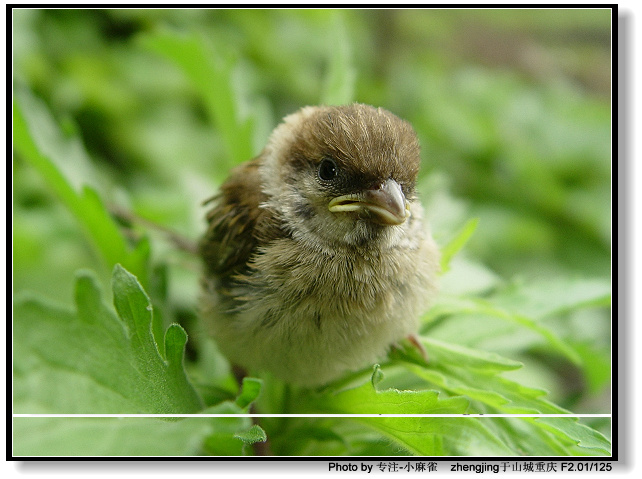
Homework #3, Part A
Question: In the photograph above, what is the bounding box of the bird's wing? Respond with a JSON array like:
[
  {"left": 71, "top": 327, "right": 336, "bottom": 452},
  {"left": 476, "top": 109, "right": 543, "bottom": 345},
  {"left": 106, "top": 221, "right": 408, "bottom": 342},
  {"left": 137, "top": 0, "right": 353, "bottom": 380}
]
[{"left": 200, "top": 157, "right": 273, "bottom": 291}]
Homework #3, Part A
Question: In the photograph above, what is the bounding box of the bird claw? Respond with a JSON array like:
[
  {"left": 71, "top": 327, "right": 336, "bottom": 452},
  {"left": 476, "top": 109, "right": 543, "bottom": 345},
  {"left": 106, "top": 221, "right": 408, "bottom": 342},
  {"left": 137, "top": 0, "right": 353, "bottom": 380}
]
[
  {"left": 406, "top": 334, "right": 429, "bottom": 362},
  {"left": 390, "top": 334, "right": 429, "bottom": 365}
]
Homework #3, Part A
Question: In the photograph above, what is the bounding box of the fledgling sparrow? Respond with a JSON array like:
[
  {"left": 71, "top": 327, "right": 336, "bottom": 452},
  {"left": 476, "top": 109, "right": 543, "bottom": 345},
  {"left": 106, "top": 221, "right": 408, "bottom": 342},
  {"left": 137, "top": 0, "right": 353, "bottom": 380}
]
[{"left": 200, "top": 103, "right": 440, "bottom": 387}]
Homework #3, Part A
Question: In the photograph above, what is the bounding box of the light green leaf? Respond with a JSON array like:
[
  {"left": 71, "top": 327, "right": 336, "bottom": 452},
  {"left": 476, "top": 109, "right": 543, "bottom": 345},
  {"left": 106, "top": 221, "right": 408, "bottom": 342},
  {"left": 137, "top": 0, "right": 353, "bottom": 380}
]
[
  {"left": 421, "top": 336, "right": 524, "bottom": 373},
  {"left": 440, "top": 217, "right": 480, "bottom": 273},
  {"left": 407, "top": 337, "right": 564, "bottom": 413},
  {"left": 438, "top": 255, "right": 502, "bottom": 296},
  {"left": 492, "top": 277, "right": 611, "bottom": 320},
  {"left": 357, "top": 417, "right": 517, "bottom": 456},
  {"left": 314, "top": 381, "right": 469, "bottom": 416},
  {"left": 234, "top": 424, "right": 268, "bottom": 445},
  {"left": 13, "top": 416, "right": 212, "bottom": 456},
  {"left": 13, "top": 403, "right": 258, "bottom": 457},
  {"left": 292, "top": 371, "right": 519, "bottom": 456},
  {"left": 427, "top": 295, "right": 582, "bottom": 365},
  {"left": 13, "top": 266, "right": 203, "bottom": 414},
  {"left": 398, "top": 338, "right": 610, "bottom": 455}
]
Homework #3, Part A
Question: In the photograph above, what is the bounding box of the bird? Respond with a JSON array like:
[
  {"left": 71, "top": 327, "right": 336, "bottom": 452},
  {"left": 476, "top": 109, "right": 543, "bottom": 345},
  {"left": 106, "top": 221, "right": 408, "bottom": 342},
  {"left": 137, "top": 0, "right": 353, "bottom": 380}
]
[{"left": 199, "top": 103, "right": 440, "bottom": 387}]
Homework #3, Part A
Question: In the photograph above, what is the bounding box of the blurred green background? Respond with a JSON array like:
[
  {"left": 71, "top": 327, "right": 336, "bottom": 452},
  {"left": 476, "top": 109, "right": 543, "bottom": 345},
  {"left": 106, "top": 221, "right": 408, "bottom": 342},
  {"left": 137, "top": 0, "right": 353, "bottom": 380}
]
[{"left": 13, "top": 8, "right": 612, "bottom": 421}]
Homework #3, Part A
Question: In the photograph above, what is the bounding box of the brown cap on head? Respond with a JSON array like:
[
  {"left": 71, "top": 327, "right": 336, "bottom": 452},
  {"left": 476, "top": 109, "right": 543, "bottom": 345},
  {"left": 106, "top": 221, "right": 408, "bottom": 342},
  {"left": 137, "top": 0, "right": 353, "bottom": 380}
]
[{"left": 281, "top": 104, "right": 421, "bottom": 195}]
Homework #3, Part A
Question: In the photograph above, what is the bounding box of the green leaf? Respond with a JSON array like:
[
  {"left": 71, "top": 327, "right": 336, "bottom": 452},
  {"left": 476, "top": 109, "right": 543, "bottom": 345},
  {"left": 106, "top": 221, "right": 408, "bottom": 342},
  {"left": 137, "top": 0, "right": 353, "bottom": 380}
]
[
  {"left": 234, "top": 424, "right": 268, "bottom": 454},
  {"left": 534, "top": 417, "right": 611, "bottom": 455},
  {"left": 438, "top": 255, "right": 502, "bottom": 296},
  {"left": 13, "top": 88, "right": 149, "bottom": 285},
  {"left": 13, "top": 416, "right": 212, "bottom": 456},
  {"left": 422, "top": 336, "right": 524, "bottom": 373},
  {"left": 439, "top": 217, "right": 480, "bottom": 273},
  {"left": 492, "top": 277, "right": 611, "bottom": 320},
  {"left": 306, "top": 382, "right": 512, "bottom": 455},
  {"left": 292, "top": 372, "right": 519, "bottom": 456},
  {"left": 473, "top": 298, "right": 583, "bottom": 365},
  {"left": 370, "top": 364, "right": 385, "bottom": 387},
  {"left": 407, "top": 337, "right": 564, "bottom": 413},
  {"left": 315, "top": 381, "right": 469, "bottom": 416},
  {"left": 201, "top": 402, "right": 257, "bottom": 456},
  {"left": 13, "top": 403, "right": 259, "bottom": 457},
  {"left": 398, "top": 338, "right": 610, "bottom": 455},
  {"left": 270, "top": 423, "right": 349, "bottom": 456},
  {"left": 358, "top": 417, "right": 517, "bottom": 456},
  {"left": 235, "top": 377, "right": 263, "bottom": 410},
  {"left": 572, "top": 342, "right": 611, "bottom": 393},
  {"left": 13, "top": 266, "right": 203, "bottom": 414},
  {"left": 140, "top": 29, "right": 255, "bottom": 167},
  {"left": 428, "top": 295, "right": 583, "bottom": 365}
]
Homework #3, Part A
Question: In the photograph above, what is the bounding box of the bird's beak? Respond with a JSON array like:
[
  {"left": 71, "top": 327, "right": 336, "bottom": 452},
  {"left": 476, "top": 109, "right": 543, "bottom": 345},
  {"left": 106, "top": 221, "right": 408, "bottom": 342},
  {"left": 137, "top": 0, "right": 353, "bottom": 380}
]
[{"left": 328, "top": 178, "right": 410, "bottom": 226}]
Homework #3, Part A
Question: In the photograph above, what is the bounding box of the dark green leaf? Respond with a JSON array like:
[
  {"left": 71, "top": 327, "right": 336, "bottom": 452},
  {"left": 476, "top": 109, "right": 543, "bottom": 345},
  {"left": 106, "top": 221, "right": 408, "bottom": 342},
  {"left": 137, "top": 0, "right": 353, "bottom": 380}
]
[{"left": 13, "top": 89, "right": 149, "bottom": 285}]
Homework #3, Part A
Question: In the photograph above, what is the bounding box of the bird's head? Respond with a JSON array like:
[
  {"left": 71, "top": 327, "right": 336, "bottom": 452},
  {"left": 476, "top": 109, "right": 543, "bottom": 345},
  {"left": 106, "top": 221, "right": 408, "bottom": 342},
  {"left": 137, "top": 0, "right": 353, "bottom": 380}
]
[{"left": 260, "top": 104, "right": 423, "bottom": 250}]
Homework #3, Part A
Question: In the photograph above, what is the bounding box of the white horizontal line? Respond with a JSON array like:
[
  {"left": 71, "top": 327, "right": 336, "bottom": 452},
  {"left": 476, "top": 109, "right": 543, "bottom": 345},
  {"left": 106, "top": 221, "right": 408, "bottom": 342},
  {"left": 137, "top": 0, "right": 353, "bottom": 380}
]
[{"left": 13, "top": 414, "right": 612, "bottom": 418}]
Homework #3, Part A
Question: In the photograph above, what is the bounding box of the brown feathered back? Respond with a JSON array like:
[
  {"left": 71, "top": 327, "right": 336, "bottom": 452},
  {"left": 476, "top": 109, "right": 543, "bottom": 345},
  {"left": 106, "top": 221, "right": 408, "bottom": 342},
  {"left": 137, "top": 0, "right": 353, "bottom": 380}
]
[{"left": 200, "top": 159, "right": 272, "bottom": 292}]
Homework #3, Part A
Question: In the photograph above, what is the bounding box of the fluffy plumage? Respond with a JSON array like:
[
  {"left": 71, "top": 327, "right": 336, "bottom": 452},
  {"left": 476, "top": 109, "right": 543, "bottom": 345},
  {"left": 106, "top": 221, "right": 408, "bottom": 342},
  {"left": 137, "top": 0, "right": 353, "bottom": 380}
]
[{"left": 200, "top": 104, "right": 440, "bottom": 386}]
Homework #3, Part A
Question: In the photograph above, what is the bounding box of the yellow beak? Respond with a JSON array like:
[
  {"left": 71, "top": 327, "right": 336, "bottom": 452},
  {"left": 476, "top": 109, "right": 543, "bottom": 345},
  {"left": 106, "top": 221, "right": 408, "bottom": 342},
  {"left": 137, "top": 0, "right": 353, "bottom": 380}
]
[{"left": 328, "top": 178, "right": 410, "bottom": 226}]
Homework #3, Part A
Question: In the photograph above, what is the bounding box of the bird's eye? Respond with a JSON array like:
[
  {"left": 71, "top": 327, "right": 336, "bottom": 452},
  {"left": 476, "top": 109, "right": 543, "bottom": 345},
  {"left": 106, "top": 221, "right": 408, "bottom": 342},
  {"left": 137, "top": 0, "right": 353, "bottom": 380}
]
[{"left": 318, "top": 158, "right": 338, "bottom": 181}]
